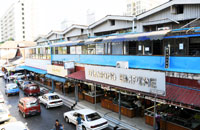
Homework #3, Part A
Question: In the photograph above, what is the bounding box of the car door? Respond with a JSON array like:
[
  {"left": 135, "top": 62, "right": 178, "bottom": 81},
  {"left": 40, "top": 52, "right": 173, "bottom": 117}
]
[
  {"left": 41, "top": 95, "right": 48, "bottom": 104},
  {"left": 71, "top": 112, "right": 78, "bottom": 124},
  {"left": 19, "top": 101, "right": 24, "bottom": 113}
]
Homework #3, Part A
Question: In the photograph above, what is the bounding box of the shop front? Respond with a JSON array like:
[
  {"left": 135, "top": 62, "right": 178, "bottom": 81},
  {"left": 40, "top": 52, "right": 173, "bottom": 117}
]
[{"left": 46, "top": 65, "right": 68, "bottom": 94}]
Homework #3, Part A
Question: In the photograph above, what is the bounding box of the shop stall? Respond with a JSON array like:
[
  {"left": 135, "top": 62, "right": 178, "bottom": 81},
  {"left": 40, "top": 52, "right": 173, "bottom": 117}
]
[{"left": 145, "top": 104, "right": 200, "bottom": 130}]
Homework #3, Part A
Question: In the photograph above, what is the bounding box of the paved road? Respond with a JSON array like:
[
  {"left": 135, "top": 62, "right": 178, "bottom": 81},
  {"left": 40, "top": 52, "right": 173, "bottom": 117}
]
[
  {"left": 0, "top": 78, "right": 112, "bottom": 130},
  {"left": 0, "top": 78, "right": 75, "bottom": 130}
]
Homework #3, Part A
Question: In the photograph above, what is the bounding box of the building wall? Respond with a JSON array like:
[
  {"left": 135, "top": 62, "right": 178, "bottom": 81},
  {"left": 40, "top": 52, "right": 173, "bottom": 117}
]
[
  {"left": 0, "top": 0, "right": 36, "bottom": 42},
  {"left": 25, "top": 59, "right": 51, "bottom": 70},
  {"left": 51, "top": 54, "right": 200, "bottom": 74},
  {"left": 136, "top": 4, "right": 200, "bottom": 32},
  {"left": 90, "top": 20, "right": 132, "bottom": 36},
  {"left": 64, "top": 28, "right": 87, "bottom": 40}
]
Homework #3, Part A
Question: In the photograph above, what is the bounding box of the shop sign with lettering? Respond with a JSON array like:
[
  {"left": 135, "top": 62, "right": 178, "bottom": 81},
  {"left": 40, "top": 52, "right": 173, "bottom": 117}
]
[
  {"left": 85, "top": 65, "right": 166, "bottom": 96},
  {"left": 47, "top": 65, "right": 68, "bottom": 77}
]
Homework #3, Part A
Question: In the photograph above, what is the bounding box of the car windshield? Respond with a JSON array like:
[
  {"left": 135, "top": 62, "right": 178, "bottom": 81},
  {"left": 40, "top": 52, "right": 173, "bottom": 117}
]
[
  {"left": 8, "top": 85, "right": 17, "bottom": 89},
  {"left": 49, "top": 95, "right": 60, "bottom": 100},
  {"left": 25, "top": 81, "right": 31, "bottom": 84},
  {"left": 86, "top": 112, "right": 101, "bottom": 121},
  {"left": 26, "top": 101, "right": 38, "bottom": 108},
  {"left": 29, "top": 86, "right": 38, "bottom": 90}
]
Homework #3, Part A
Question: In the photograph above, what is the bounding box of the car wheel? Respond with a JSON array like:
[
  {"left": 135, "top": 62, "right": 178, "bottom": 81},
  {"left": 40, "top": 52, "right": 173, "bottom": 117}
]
[
  {"left": 65, "top": 117, "right": 69, "bottom": 123},
  {"left": 23, "top": 112, "right": 26, "bottom": 118},
  {"left": 82, "top": 126, "right": 87, "bottom": 130}
]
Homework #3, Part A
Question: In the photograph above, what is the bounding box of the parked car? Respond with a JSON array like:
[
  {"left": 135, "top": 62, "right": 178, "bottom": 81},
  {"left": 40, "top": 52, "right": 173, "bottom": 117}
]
[
  {"left": 38, "top": 93, "right": 63, "bottom": 109},
  {"left": 21, "top": 81, "right": 33, "bottom": 90},
  {"left": 0, "top": 121, "right": 29, "bottom": 130},
  {"left": 9, "top": 73, "right": 25, "bottom": 80},
  {"left": 24, "top": 84, "right": 40, "bottom": 96},
  {"left": 40, "top": 87, "right": 49, "bottom": 94},
  {"left": 18, "top": 97, "right": 41, "bottom": 118},
  {"left": 0, "top": 91, "right": 5, "bottom": 103},
  {"left": 63, "top": 109, "right": 108, "bottom": 130},
  {"left": 5, "top": 83, "right": 19, "bottom": 96},
  {"left": 0, "top": 104, "right": 11, "bottom": 123}
]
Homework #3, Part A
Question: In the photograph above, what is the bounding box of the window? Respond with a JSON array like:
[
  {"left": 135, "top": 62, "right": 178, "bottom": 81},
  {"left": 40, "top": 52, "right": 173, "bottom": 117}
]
[
  {"left": 22, "top": 12, "right": 24, "bottom": 15},
  {"left": 70, "top": 46, "right": 76, "bottom": 54},
  {"left": 110, "top": 20, "right": 115, "bottom": 26},
  {"left": 58, "top": 47, "right": 63, "bottom": 54},
  {"left": 88, "top": 44, "right": 96, "bottom": 54},
  {"left": 22, "top": 3, "right": 24, "bottom": 6},
  {"left": 55, "top": 47, "right": 58, "bottom": 54},
  {"left": 112, "top": 42, "right": 123, "bottom": 55},
  {"left": 22, "top": 22, "right": 25, "bottom": 24},
  {"left": 23, "top": 31, "right": 25, "bottom": 34},
  {"left": 96, "top": 44, "right": 104, "bottom": 54},
  {"left": 23, "top": 35, "right": 25, "bottom": 39},
  {"left": 176, "top": 5, "right": 184, "bottom": 14},
  {"left": 189, "top": 38, "right": 200, "bottom": 56},
  {"left": 105, "top": 43, "right": 111, "bottom": 54},
  {"left": 124, "top": 41, "right": 137, "bottom": 55},
  {"left": 82, "top": 45, "right": 88, "bottom": 54},
  {"left": 22, "top": 26, "right": 25, "bottom": 29},
  {"left": 63, "top": 47, "right": 67, "bottom": 54},
  {"left": 81, "top": 29, "right": 84, "bottom": 34},
  {"left": 22, "top": 17, "right": 24, "bottom": 20},
  {"left": 22, "top": 8, "right": 24, "bottom": 10},
  {"left": 76, "top": 46, "right": 82, "bottom": 54}
]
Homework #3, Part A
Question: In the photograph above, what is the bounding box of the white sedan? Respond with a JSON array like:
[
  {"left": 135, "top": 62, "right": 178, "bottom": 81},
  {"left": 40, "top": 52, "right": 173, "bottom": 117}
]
[
  {"left": 0, "top": 121, "right": 29, "bottom": 130},
  {"left": 38, "top": 93, "right": 63, "bottom": 109},
  {"left": 63, "top": 109, "right": 108, "bottom": 130},
  {"left": 0, "top": 104, "right": 11, "bottom": 123},
  {"left": 9, "top": 73, "right": 25, "bottom": 80}
]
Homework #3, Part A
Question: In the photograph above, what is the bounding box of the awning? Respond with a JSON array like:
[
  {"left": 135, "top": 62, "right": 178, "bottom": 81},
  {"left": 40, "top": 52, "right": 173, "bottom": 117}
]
[
  {"left": 124, "top": 30, "right": 170, "bottom": 41},
  {"left": 159, "top": 83, "right": 200, "bottom": 107},
  {"left": 103, "top": 35, "right": 125, "bottom": 43},
  {"left": 102, "top": 30, "right": 170, "bottom": 43},
  {"left": 45, "top": 74, "right": 67, "bottom": 83},
  {"left": 1, "top": 49, "right": 17, "bottom": 59},
  {"left": 85, "top": 38, "right": 103, "bottom": 44},
  {"left": 19, "top": 66, "right": 47, "bottom": 74},
  {"left": 50, "top": 40, "right": 84, "bottom": 47},
  {"left": 67, "top": 71, "right": 85, "bottom": 81}
]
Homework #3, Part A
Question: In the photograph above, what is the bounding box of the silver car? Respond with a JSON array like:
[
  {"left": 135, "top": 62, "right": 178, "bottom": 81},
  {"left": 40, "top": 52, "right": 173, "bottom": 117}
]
[{"left": 0, "top": 104, "right": 11, "bottom": 123}]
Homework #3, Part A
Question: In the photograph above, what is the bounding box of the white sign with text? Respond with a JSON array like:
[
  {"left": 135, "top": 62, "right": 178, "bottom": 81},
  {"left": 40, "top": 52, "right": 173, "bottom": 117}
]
[{"left": 85, "top": 65, "right": 166, "bottom": 96}]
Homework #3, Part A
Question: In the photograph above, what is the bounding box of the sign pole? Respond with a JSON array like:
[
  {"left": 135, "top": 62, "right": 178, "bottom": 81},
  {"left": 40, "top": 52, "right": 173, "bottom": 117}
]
[{"left": 153, "top": 93, "right": 157, "bottom": 130}]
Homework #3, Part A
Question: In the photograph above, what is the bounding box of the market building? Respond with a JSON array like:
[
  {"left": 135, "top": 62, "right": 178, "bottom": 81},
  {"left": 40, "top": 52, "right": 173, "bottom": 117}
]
[{"left": 19, "top": 1, "right": 200, "bottom": 129}]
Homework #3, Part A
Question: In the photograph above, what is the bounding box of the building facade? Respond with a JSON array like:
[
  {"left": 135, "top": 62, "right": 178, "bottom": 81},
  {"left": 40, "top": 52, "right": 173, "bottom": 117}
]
[
  {"left": 0, "top": 0, "right": 37, "bottom": 42},
  {"left": 126, "top": 0, "right": 168, "bottom": 16},
  {"left": 135, "top": 0, "right": 200, "bottom": 32}
]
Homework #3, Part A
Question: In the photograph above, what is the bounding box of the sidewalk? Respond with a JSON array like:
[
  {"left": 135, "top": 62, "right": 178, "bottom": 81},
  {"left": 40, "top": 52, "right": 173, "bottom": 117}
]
[{"left": 35, "top": 81, "right": 153, "bottom": 130}]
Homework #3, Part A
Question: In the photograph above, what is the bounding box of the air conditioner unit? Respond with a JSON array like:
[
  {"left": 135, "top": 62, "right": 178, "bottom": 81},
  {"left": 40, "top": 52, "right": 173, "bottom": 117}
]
[
  {"left": 158, "top": 27, "right": 170, "bottom": 31},
  {"left": 116, "top": 61, "right": 129, "bottom": 69}
]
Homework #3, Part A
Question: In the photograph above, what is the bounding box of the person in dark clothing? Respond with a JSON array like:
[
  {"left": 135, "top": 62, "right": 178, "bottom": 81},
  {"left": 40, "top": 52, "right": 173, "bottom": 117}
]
[
  {"left": 54, "top": 119, "right": 64, "bottom": 130},
  {"left": 155, "top": 113, "right": 161, "bottom": 130}
]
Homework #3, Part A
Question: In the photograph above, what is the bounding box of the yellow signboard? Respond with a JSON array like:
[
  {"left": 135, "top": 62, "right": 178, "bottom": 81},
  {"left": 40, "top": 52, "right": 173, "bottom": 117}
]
[{"left": 47, "top": 65, "right": 68, "bottom": 77}]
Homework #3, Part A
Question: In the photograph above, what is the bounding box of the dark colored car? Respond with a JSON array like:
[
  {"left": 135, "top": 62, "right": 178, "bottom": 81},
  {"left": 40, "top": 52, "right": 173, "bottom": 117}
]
[
  {"left": 18, "top": 97, "right": 41, "bottom": 118},
  {"left": 24, "top": 84, "right": 40, "bottom": 96}
]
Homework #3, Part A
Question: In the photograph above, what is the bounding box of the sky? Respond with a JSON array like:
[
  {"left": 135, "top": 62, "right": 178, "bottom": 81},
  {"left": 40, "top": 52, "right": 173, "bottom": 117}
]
[{"left": 0, "top": 0, "right": 126, "bottom": 35}]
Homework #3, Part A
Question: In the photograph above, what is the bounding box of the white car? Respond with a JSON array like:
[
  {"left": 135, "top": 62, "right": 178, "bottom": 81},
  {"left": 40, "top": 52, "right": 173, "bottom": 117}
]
[
  {"left": 0, "top": 104, "right": 11, "bottom": 123},
  {"left": 9, "top": 73, "right": 25, "bottom": 80},
  {"left": 0, "top": 121, "right": 29, "bottom": 130},
  {"left": 21, "top": 81, "right": 33, "bottom": 90},
  {"left": 38, "top": 93, "right": 63, "bottom": 109},
  {"left": 63, "top": 109, "right": 108, "bottom": 130},
  {"left": 0, "top": 91, "right": 5, "bottom": 103}
]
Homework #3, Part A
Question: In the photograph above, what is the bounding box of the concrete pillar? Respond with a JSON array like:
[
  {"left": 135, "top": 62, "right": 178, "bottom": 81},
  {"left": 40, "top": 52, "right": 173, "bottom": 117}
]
[
  {"left": 52, "top": 80, "right": 54, "bottom": 92},
  {"left": 118, "top": 91, "right": 121, "bottom": 120}
]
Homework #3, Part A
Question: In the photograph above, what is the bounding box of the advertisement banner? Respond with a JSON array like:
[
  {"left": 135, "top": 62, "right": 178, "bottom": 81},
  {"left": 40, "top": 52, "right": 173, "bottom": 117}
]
[
  {"left": 47, "top": 65, "right": 68, "bottom": 77},
  {"left": 85, "top": 65, "right": 166, "bottom": 96}
]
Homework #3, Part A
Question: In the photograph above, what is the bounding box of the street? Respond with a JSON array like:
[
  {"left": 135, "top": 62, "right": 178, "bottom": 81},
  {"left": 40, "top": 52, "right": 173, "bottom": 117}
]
[{"left": 0, "top": 77, "right": 112, "bottom": 130}]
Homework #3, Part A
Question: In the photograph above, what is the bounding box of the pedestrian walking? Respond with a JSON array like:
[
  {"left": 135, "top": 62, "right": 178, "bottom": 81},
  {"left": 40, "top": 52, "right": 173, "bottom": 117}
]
[
  {"left": 76, "top": 114, "right": 82, "bottom": 130},
  {"left": 53, "top": 119, "right": 64, "bottom": 130}
]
